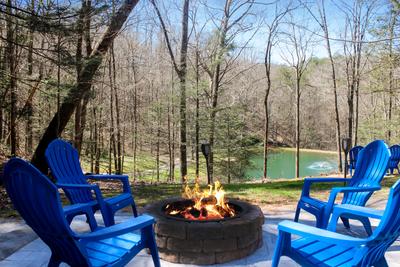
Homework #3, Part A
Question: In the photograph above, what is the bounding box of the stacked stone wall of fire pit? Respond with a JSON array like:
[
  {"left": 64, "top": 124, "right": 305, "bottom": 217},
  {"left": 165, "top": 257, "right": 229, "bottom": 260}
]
[{"left": 145, "top": 198, "right": 264, "bottom": 265}]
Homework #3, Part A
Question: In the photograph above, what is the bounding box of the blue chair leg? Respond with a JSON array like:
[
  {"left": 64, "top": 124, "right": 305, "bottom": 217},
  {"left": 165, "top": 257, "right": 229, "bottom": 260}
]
[
  {"left": 107, "top": 208, "right": 116, "bottom": 226},
  {"left": 84, "top": 210, "right": 98, "bottom": 231},
  {"left": 48, "top": 254, "right": 61, "bottom": 267},
  {"left": 66, "top": 214, "right": 74, "bottom": 225},
  {"left": 375, "top": 256, "right": 389, "bottom": 267},
  {"left": 272, "top": 231, "right": 290, "bottom": 267},
  {"left": 340, "top": 217, "right": 350, "bottom": 229},
  {"left": 359, "top": 217, "right": 372, "bottom": 236},
  {"left": 132, "top": 203, "right": 138, "bottom": 217},
  {"left": 317, "top": 216, "right": 326, "bottom": 229},
  {"left": 294, "top": 203, "right": 301, "bottom": 222},
  {"left": 143, "top": 225, "right": 160, "bottom": 267}
]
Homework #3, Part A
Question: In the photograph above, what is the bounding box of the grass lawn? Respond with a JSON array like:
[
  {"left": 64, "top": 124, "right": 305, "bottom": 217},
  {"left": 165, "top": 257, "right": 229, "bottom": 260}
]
[
  {"left": 1, "top": 174, "right": 398, "bottom": 218},
  {"left": 119, "top": 175, "right": 399, "bottom": 214}
]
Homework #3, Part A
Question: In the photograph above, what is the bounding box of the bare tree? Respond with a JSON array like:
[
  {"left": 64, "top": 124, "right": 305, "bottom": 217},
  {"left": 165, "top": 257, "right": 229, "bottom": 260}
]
[
  {"left": 386, "top": 3, "right": 398, "bottom": 142},
  {"left": 262, "top": 2, "right": 292, "bottom": 179},
  {"left": 200, "top": 0, "right": 255, "bottom": 183},
  {"left": 280, "top": 15, "right": 313, "bottom": 178},
  {"left": 150, "top": 0, "right": 190, "bottom": 183},
  {"left": 303, "top": 0, "right": 342, "bottom": 172},
  {"left": 342, "top": 1, "right": 374, "bottom": 146}
]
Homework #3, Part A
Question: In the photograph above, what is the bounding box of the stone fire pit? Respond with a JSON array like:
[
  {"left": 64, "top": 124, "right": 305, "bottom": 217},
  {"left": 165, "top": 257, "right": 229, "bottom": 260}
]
[{"left": 144, "top": 198, "right": 264, "bottom": 265}]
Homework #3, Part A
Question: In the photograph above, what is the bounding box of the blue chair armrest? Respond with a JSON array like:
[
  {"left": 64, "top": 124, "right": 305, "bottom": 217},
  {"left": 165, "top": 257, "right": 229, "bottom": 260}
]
[
  {"left": 76, "top": 214, "right": 155, "bottom": 242},
  {"left": 328, "top": 186, "right": 381, "bottom": 204},
  {"left": 301, "top": 178, "right": 349, "bottom": 197},
  {"left": 63, "top": 203, "right": 96, "bottom": 215},
  {"left": 277, "top": 220, "right": 366, "bottom": 246},
  {"left": 86, "top": 174, "right": 131, "bottom": 194},
  {"left": 57, "top": 183, "right": 99, "bottom": 190},
  {"left": 57, "top": 183, "right": 108, "bottom": 216},
  {"left": 323, "top": 186, "right": 381, "bottom": 219},
  {"left": 333, "top": 204, "right": 384, "bottom": 220},
  {"left": 327, "top": 204, "right": 384, "bottom": 232}
]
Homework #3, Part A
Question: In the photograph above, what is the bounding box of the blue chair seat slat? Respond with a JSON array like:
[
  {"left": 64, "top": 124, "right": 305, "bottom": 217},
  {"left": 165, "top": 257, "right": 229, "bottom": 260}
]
[
  {"left": 86, "top": 242, "right": 129, "bottom": 257},
  {"left": 298, "top": 240, "right": 334, "bottom": 255},
  {"left": 86, "top": 248, "right": 121, "bottom": 263},
  {"left": 45, "top": 139, "right": 138, "bottom": 227},
  {"left": 323, "top": 249, "right": 355, "bottom": 266},
  {"left": 115, "top": 232, "right": 142, "bottom": 243},
  {"left": 99, "top": 235, "right": 140, "bottom": 250},
  {"left": 312, "top": 244, "right": 354, "bottom": 263},
  {"left": 291, "top": 237, "right": 318, "bottom": 249},
  {"left": 2, "top": 158, "right": 160, "bottom": 267},
  {"left": 88, "top": 257, "right": 109, "bottom": 267}
]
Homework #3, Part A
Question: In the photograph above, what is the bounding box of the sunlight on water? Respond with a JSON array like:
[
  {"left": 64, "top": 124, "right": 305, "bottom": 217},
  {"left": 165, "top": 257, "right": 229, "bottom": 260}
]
[{"left": 307, "top": 161, "right": 335, "bottom": 171}]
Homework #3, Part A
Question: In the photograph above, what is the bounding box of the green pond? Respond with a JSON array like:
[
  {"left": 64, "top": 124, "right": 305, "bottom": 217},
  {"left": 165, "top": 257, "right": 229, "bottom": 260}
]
[{"left": 244, "top": 148, "right": 338, "bottom": 179}]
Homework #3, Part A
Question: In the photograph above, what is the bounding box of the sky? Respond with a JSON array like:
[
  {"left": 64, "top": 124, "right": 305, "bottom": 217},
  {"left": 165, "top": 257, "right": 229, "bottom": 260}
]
[{"left": 132, "top": 0, "right": 392, "bottom": 65}]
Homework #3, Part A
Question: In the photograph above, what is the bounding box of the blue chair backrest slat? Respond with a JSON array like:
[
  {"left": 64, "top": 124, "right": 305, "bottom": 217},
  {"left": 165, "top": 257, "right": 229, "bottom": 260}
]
[
  {"left": 45, "top": 139, "right": 93, "bottom": 204},
  {"left": 359, "top": 180, "right": 400, "bottom": 266},
  {"left": 3, "top": 158, "right": 88, "bottom": 266},
  {"left": 388, "top": 145, "right": 400, "bottom": 168},
  {"left": 343, "top": 140, "right": 390, "bottom": 206},
  {"left": 349, "top": 146, "right": 363, "bottom": 166}
]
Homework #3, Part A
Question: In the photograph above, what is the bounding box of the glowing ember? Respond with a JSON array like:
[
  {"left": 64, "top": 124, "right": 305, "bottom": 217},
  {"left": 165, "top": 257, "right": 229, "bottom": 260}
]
[{"left": 165, "top": 181, "right": 236, "bottom": 220}]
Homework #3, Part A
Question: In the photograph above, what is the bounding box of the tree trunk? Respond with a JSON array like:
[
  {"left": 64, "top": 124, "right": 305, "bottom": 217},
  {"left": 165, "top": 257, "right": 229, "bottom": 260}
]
[
  {"left": 319, "top": 2, "right": 343, "bottom": 172},
  {"left": 108, "top": 52, "right": 118, "bottom": 173},
  {"left": 195, "top": 49, "right": 200, "bottom": 178},
  {"left": 111, "top": 46, "right": 122, "bottom": 174},
  {"left": 31, "top": 0, "right": 140, "bottom": 172},
  {"left": 6, "top": 0, "right": 18, "bottom": 156},
  {"left": 387, "top": 9, "right": 396, "bottom": 142},
  {"left": 132, "top": 58, "right": 138, "bottom": 181},
  {"left": 263, "top": 38, "right": 272, "bottom": 179},
  {"left": 169, "top": 66, "right": 175, "bottom": 182},
  {"left": 208, "top": 0, "right": 231, "bottom": 184},
  {"left": 150, "top": 0, "right": 189, "bottom": 183},
  {"left": 178, "top": 0, "right": 190, "bottom": 183},
  {"left": 295, "top": 76, "right": 300, "bottom": 178}
]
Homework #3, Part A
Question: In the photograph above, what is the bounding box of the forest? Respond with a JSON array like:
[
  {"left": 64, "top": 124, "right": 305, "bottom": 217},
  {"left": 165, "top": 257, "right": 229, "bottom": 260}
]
[{"left": 0, "top": 0, "right": 399, "bottom": 184}]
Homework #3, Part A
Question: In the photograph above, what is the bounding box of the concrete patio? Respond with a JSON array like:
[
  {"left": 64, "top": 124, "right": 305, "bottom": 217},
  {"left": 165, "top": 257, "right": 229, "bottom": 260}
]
[{"left": 1, "top": 198, "right": 400, "bottom": 267}]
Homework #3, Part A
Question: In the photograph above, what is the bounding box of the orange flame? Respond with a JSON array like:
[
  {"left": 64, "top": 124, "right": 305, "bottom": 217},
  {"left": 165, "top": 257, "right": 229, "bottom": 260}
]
[{"left": 166, "top": 181, "right": 235, "bottom": 220}]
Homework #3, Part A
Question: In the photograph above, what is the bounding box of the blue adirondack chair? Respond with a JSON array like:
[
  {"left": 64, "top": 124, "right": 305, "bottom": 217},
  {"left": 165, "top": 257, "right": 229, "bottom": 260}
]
[
  {"left": 294, "top": 140, "right": 390, "bottom": 230},
  {"left": 388, "top": 144, "right": 400, "bottom": 174},
  {"left": 2, "top": 158, "right": 160, "bottom": 267},
  {"left": 45, "top": 139, "right": 137, "bottom": 227},
  {"left": 349, "top": 145, "right": 363, "bottom": 176},
  {"left": 272, "top": 178, "right": 400, "bottom": 267}
]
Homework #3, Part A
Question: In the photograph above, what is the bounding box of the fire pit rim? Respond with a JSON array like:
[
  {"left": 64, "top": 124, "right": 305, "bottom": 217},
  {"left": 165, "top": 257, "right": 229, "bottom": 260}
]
[
  {"left": 144, "top": 197, "right": 261, "bottom": 224},
  {"left": 144, "top": 197, "right": 264, "bottom": 265}
]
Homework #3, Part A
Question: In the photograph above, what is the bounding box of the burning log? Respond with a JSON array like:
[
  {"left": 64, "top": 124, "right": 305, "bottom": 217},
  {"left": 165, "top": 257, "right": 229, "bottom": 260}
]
[
  {"left": 200, "top": 207, "right": 208, "bottom": 218},
  {"left": 200, "top": 195, "right": 217, "bottom": 205},
  {"left": 189, "top": 208, "right": 201, "bottom": 218},
  {"left": 165, "top": 181, "right": 236, "bottom": 221}
]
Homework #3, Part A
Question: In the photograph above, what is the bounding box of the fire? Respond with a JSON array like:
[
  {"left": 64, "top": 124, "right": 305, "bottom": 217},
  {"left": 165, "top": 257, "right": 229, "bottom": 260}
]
[{"left": 165, "top": 181, "right": 236, "bottom": 220}]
